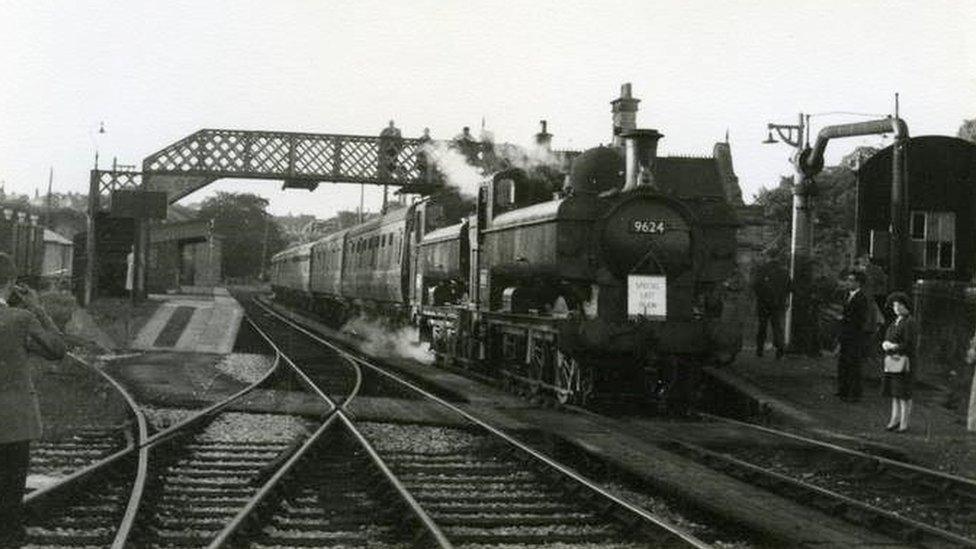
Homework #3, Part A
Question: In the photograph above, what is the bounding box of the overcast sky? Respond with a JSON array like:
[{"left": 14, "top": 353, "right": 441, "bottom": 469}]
[{"left": 1, "top": 0, "right": 973, "bottom": 217}]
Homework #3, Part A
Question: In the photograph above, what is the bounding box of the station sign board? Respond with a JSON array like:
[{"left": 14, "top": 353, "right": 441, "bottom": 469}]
[
  {"left": 628, "top": 274, "right": 667, "bottom": 320},
  {"left": 111, "top": 190, "right": 168, "bottom": 219}
]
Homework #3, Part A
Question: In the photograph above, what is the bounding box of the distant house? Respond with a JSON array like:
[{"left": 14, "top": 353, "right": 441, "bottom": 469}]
[{"left": 42, "top": 228, "right": 73, "bottom": 282}]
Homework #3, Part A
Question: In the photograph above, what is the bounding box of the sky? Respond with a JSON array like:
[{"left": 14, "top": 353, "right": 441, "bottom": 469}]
[{"left": 1, "top": 0, "right": 973, "bottom": 218}]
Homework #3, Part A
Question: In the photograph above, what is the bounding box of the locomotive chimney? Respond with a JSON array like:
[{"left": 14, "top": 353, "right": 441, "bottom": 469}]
[
  {"left": 622, "top": 129, "right": 664, "bottom": 192},
  {"left": 611, "top": 83, "right": 640, "bottom": 147},
  {"left": 534, "top": 120, "right": 552, "bottom": 150}
]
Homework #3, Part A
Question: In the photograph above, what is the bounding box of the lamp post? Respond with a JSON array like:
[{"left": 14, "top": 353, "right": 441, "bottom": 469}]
[
  {"left": 763, "top": 113, "right": 811, "bottom": 351},
  {"left": 84, "top": 122, "right": 106, "bottom": 307}
]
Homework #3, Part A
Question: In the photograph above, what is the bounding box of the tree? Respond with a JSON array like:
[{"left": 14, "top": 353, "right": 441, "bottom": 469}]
[
  {"left": 197, "top": 192, "right": 287, "bottom": 279},
  {"left": 958, "top": 118, "right": 976, "bottom": 144},
  {"left": 753, "top": 146, "right": 877, "bottom": 279}
]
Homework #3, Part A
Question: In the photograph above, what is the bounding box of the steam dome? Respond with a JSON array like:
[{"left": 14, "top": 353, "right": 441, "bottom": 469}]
[{"left": 568, "top": 146, "right": 624, "bottom": 194}]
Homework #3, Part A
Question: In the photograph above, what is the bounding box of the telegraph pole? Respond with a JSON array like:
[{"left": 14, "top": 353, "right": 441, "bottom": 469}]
[
  {"left": 259, "top": 215, "right": 269, "bottom": 280},
  {"left": 763, "top": 113, "right": 809, "bottom": 350}
]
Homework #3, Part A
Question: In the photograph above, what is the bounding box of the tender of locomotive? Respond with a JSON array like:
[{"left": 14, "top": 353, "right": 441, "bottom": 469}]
[{"left": 271, "top": 125, "right": 743, "bottom": 407}]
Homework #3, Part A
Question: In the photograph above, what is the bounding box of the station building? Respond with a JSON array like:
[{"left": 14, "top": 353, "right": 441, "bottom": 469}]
[{"left": 147, "top": 219, "right": 223, "bottom": 293}]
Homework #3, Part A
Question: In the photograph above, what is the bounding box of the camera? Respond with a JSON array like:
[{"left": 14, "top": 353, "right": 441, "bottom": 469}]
[{"left": 8, "top": 283, "right": 28, "bottom": 307}]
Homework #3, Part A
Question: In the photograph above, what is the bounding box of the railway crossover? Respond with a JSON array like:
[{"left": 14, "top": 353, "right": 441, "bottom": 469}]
[
  {"left": 227, "top": 296, "right": 713, "bottom": 547},
  {"left": 21, "top": 297, "right": 712, "bottom": 548}
]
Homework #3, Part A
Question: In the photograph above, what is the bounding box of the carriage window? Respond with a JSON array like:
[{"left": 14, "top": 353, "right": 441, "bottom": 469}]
[
  {"left": 910, "top": 211, "right": 955, "bottom": 271},
  {"left": 495, "top": 177, "right": 515, "bottom": 207},
  {"left": 426, "top": 204, "right": 443, "bottom": 232}
]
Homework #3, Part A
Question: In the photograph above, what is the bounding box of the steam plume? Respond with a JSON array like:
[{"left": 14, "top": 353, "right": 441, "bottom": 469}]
[
  {"left": 422, "top": 141, "right": 484, "bottom": 199},
  {"left": 495, "top": 142, "right": 564, "bottom": 173},
  {"left": 341, "top": 314, "right": 433, "bottom": 365}
]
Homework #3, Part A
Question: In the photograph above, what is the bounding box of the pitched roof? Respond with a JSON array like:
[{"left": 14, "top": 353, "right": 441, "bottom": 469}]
[
  {"left": 43, "top": 228, "right": 73, "bottom": 245},
  {"left": 656, "top": 156, "right": 726, "bottom": 198}
]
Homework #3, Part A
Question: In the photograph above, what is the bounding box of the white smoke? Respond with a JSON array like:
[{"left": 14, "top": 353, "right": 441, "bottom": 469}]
[
  {"left": 495, "top": 141, "right": 564, "bottom": 173},
  {"left": 340, "top": 314, "right": 434, "bottom": 365},
  {"left": 422, "top": 141, "right": 484, "bottom": 199}
]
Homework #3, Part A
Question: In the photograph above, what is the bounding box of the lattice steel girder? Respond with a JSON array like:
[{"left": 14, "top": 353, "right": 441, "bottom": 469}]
[
  {"left": 90, "top": 169, "right": 143, "bottom": 210},
  {"left": 141, "top": 128, "right": 449, "bottom": 194}
]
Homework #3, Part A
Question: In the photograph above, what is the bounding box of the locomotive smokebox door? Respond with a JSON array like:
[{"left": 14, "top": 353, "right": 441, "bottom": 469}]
[{"left": 628, "top": 274, "right": 667, "bottom": 320}]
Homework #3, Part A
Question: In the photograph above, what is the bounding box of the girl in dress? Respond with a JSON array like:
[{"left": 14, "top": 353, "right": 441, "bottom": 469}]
[{"left": 882, "top": 292, "right": 916, "bottom": 432}]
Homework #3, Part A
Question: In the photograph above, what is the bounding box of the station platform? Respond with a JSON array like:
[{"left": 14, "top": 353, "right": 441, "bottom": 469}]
[
  {"left": 709, "top": 347, "right": 976, "bottom": 478},
  {"left": 130, "top": 288, "right": 243, "bottom": 354}
]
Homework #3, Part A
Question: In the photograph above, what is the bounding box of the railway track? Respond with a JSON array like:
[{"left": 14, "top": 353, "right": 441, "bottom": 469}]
[
  {"left": 29, "top": 427, "right": 129, "bottom": 484},
  {"left": 229, "top": 296, "right": 713, "bottom": 548},
  {"left": 23, "top": 353, "right": 146, "bottom": 547},
  {"left": 655, "top": 413, "right": 976, "bottom": 547},
  {"left": 22, "top": 344, "right": 323, "bottom": 548}
]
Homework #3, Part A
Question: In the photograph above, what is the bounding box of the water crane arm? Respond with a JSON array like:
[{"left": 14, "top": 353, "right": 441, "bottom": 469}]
[{"left": 801, "top": 118, "right": 909, "bottom": 176}]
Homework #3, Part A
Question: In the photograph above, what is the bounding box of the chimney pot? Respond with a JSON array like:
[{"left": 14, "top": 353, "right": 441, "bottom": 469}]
[
  {"left": 535, "top": 120, "right": 553, "bottom": 150},
  {"left": 622, "top": 129, "right": 664, "bottom": 192},
  {"left": 611, "top": 83, "right": 640, "bottom": 147}
]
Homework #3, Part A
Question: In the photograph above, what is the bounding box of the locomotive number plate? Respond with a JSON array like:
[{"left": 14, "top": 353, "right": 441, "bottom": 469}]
[
  {"left": 629, "top": 219, "right": 666, "bottom": 234},
  {"left": 628, "top": 275, "right": 667, "bottom": 320}
]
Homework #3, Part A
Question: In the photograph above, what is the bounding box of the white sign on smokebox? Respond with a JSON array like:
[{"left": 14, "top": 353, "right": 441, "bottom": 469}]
[{"left": 628, "top": 275, "right": 667, "bottom": 320}]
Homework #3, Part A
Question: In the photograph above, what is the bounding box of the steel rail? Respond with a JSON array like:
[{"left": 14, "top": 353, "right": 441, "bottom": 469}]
[
  {"left": 211, "top": 307, "right": 449, "bottom": 548},
  {"left": 142, "top": 345, "right": 284, "bottom": 447},
  {"left": 111, "top": 346, "right": 281, "bottom": 548},
  {"left": 252, "top": 297, "right": 710, "bottom": 548},
  {"left": 337, "top": 412, "right": 454, "bottom": 549},
  {"left": 206, "top": 412, "right": 342, "bottom": 548},
  {"left": 701, "top": 411, "right": 976, "bottom": 491},
  {"left": 33, "top": 344, "right": 284, "bottom": 548},
  {"left": 242, "top": 315, "right": 336, "bottom": 408},
  {"left": 24, "top": 352, "right": 148, "bottom": 547},
  {"left": 662, "top": 437, "right": 976, "bottom": 547},
  {"left": 340, "top": 355, "right": 364, "bottom": 411}
]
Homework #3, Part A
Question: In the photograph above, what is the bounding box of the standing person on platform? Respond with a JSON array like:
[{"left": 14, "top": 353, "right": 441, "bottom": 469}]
[
  {"left": 882, "top": 292, "right": 917, "bottom": 432},
  {"left": 838, "top": 270, "right": 869, "bottom": 402},
  {"left": 857, "top": 258, "right": 886, "bottom": 373},
  {"left": 858, "top": 254, "right": 888, "bottom": 310},
  {"left": 965, "top": 329, "right": 976, "bottom": 432},
  {"left": 0, "top": 253, "right": 66, "bottom": 545},
  {"left": 751, "top": 252, "right": 790, "bottom": 359}
]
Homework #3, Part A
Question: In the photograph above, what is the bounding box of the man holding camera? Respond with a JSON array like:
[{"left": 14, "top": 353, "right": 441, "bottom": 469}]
[{"left": 0, "top": 252, "right": 66, "bottom": 545}]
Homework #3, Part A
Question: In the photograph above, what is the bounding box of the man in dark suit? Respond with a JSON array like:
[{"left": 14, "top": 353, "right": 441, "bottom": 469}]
[
  {"left": 838, "top": 270, "right": 869, "bottom": 401},
  {"left": 751, "top": 254, "right": 790, "bottom": 359},
  {"left": 0, "top": 252, "right": 66, "bottom": 545}
]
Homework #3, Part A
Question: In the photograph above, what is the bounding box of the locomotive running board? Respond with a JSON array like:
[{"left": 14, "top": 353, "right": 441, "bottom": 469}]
[{"left": 501, "top": 369, "right": 572, "bottom": 398}]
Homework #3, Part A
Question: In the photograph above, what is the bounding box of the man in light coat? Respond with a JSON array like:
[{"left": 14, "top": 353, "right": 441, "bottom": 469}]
[{"left": 0, "top": 252, "right": 66, "bottom": 545}]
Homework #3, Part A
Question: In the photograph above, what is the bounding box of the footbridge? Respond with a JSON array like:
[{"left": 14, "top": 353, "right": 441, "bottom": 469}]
[{"left": 84, "top": 127, "right": 486, "bottom": 304}]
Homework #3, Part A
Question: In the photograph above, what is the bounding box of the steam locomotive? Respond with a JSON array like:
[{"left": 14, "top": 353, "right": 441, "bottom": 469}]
[{"left": 271, "top": 128, "right": 743, "bottom": 407}]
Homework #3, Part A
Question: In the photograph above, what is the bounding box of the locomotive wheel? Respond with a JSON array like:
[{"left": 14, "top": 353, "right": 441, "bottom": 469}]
[{"left": 556, "top": 351, "right": 594, "bottom": 406}]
